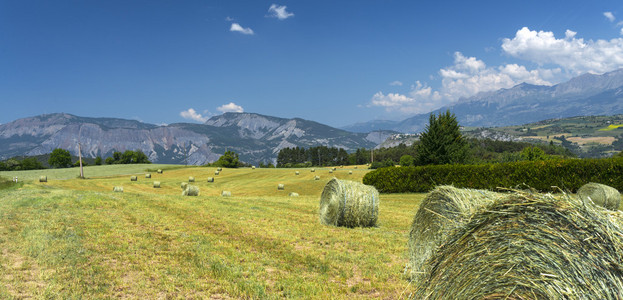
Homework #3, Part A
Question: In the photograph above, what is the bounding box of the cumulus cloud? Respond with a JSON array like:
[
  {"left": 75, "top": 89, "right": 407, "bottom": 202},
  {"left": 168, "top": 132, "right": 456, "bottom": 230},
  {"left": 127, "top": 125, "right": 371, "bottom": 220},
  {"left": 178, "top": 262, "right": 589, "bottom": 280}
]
[
  {"left": 217, "top": 102, "right": 244, "bottom": 113},
  {"left": 268, "top": 4, "right": 294, "bottom": 20},
  {"left": 501, "top": 27, "right": 623, "bottom": 74},
  {"left": 230, "top": 23, "right": 254, "bottom": 35},
  {"left": 389, "top": 80, "right": 403, "bottom": 86},
  {"left": 180, "top": 108, "right": 210, "bottom": 123},
  {"left": 605, "top": 11, "right": 616, "bottom": 22}
]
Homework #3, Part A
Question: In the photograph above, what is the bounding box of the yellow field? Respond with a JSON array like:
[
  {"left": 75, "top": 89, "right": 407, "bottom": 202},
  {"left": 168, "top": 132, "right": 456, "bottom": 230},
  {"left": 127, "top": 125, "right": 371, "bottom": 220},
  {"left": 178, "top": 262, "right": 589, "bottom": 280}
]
[{"left": 0, "top": 165, "right": 424, "bottom": 299}]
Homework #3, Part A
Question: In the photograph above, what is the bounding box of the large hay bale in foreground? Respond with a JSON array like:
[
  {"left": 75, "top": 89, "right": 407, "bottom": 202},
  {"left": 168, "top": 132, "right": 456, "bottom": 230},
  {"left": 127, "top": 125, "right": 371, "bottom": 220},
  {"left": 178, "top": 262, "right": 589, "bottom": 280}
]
[
  {"left": 413, "top": 191, "right": 623, "bottom": 298},
  {"left": 182, "top": 185, "right": 199, "bottom": 196},
  {"left": 153, "top": 181, "right": 160, "bottom": 188},
  {"left": 319, "top": 178, "right": 379, "bottom": 228},
  {"left": 221, "top": 190, "right": 231, "bottom": 197},
  {"left": 113, "top": 186, "right": 123, "bottom": 193},
  {"left": 188, "top": 176, "right": 195, "bottom": 182},
  {"left": 577, "top": 182, "right": 621, "bottom": 210},
  {"left": 207, "top": 177, "right": 214, "bottom": 183},
  {"left": 39, "top": 176, "right": 47, "bottom": 183},
  {"left": 145, "top": 173, "right": 151, "bottom": 178},
  {"left": 181, "top": 182, "right": 188, "bottom": 189},
  {"left": 407, "top": 186, "right": 501, "bottom": 280},
  {"left": 130, "top": 176, "right": 137, "bottom": 181},
  {"left": 278, "top": 184, "right": 285, "bottom": 190}
]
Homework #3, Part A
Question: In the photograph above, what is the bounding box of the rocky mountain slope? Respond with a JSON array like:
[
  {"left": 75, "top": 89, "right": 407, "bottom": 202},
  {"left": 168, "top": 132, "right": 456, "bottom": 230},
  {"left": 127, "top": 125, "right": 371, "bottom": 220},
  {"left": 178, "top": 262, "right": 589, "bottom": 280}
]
[{"left": 0, "top": 113, "right": 392, "bottom": 165}]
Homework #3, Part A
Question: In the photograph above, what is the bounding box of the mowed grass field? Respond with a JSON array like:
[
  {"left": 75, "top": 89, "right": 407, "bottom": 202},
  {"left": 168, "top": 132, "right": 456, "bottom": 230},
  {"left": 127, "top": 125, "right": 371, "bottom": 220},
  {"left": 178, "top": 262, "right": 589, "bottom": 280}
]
[{"left": 0, "top": 165, "right": 424, "bottom": 299}]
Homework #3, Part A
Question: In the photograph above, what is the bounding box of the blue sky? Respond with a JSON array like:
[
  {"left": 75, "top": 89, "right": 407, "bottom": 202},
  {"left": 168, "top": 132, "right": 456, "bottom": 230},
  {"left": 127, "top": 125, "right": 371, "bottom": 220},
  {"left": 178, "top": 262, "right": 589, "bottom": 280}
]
[{"left": 2, "top": 1, "right": 623, "bottom": 127}]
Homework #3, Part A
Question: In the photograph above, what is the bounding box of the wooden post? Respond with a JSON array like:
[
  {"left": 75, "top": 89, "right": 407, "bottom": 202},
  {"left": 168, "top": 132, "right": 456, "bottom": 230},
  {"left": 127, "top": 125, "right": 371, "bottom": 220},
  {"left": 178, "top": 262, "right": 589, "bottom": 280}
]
[{"left": 78, "top": 143, "right": 84, "bottom": 179}]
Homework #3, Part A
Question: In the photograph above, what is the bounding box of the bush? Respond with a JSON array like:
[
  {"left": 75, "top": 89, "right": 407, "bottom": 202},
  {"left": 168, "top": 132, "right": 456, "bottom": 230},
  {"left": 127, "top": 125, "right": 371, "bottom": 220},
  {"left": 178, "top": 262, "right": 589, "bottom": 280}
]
[
  {"left": 363, "top": 158, "right": 623, "bottom": 193},
  {"left": 49, "top": 148, "right": 72, "bottom": 168},
  {"left": 400, "top": 155, "right": 415, "bottom": 167}
]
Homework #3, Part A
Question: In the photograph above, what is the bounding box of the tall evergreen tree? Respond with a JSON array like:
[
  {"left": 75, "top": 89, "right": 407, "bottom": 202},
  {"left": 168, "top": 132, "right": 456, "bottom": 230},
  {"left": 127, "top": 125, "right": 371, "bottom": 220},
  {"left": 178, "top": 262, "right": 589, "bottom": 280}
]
[{"left": 415, "top": 110, "right": 468, "bottom": 165}]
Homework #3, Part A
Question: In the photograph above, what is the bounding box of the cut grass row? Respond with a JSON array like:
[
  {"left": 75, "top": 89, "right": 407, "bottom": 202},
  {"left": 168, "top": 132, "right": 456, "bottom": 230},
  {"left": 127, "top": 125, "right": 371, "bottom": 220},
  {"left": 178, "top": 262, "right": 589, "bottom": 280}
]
[{"left": 0, "top": 165, "right": 423, "bottom": 298}]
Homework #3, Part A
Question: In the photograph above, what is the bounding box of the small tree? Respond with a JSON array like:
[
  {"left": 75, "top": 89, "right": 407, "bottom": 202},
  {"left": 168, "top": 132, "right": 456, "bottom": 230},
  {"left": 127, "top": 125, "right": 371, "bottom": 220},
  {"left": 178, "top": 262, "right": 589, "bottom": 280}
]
[
  {"left": 215, "top": 151, "right": 240, "bottom": 168},
  {"left": 94, "top": 156, "right": 102, "bottom": 165},
  {"left": 48, "top": 148, "right": 72, "bottom": 168},
  {"left": 520, "top": 146, "right": 547, "bottom": 161},
  {"left": 399, "top": 155, "right": 415, "bottom": 167},
  {"left": 415, "top": 110, "right": 469, "bottom": 165}
]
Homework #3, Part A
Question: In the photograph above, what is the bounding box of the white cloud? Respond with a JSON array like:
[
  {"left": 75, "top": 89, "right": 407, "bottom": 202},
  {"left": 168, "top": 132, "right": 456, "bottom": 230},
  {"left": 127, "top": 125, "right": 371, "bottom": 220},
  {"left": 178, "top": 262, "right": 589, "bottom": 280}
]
[
  {"left": 226, "top": 16, "right": 234, "bottom": 21},
  {"left": 605, "top": 11, "right": 616, "bottom": 22},
  {"left": 230, "top": 23, "right": 254, "bottom": 35},
  {"left": 389, "top": 80, "right": 403, "bottom": 86},
  {"left": 268, "top": 4, "right": 294, "bottom": 20},
  {"left": 180, "top": 108, "right": 210, "bottom": 123},
  {"left": 501, "top": 27, "right": 623, "bottom": 74},
  {"left": 217, "top": 102, "right": 244, "bottom": 113}
]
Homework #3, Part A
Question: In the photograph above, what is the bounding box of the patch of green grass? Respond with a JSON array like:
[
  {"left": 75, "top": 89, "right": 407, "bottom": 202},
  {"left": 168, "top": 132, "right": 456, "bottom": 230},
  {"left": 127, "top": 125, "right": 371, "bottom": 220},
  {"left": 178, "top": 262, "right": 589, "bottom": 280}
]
[{"left": 0, "top": 166, "right": 423, "bottom": 298}]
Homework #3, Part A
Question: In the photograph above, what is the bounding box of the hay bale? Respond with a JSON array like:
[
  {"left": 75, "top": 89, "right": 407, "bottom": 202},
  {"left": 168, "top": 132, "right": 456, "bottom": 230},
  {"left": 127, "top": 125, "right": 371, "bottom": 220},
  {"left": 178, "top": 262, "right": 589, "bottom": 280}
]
[
  {"left": 252, "top": 166, "right": 256, "bottom": 169},
  {"left": 289, "top": 192, "right": 299, "bottom": 197},
  {"left": 577, "top": 182, "right": 621, "bottom": 210},
  {"left": 145, "top": 173, "right": 151, "bottom": 178},
  {"left": 181, "top": 182, "right": 188, "bottom": 189},
  {"left": 207, "top": 177, "right": 214, "bottom": 183},
  {"left": 348, "top": 171, "right": 353, "bottom": 175},
  {"left": 407, "top": 186, "right": 500, "bottom": 280},
  {"left": 215, "top": 171, "right": 220, "bottom": 176},
  {"left": 314, "top": 176, "right": 320, "bottom": 180},
  {"left": 182, "top": 185, "right": 199, "bottom": 196},
  {"left": 217, "top": 167, "right": 222, "bottom": 172},
  {"left": 354, "top": 166, "right": 357, "bottom": 169},
  {"left": 221, "top": 190, "right": 231, "bottom": 197},
  {"left": 319, "top": 178, "right": 379, "bottom": 228},
  {"left": 311, "top": 169, "right": 315, "bottom": 172},
  {"left": 113, "top": 186, "right": 123, "bottom": 192},
  {"left": 329, "top": 170, "right": 333, "bottom": 174},
  {"left": 332, "top": 167, "right": 337, "bottom": 171},
  {"left": 412, "top": 191, "right": 623, "bottom": 298},
  {"left": 130, "top": 176, "right": 137, "bottom": 181},
  {"left": 295, "top": 171, "right": 300, "bottom": 175},
  {"left": 188, "top": 176, "right": 195, "bottom": 182},
  {"left": 153, "top": 181, "right": 160, "bottom": 188},
  {"left": 278, "top": 184, "right": 285, "bottom": 190},
  {"left": 157, "top": 169, "right": 163, "bottom": 174},
  {"left": 39, "top": 176, "right": 47, "bottom": 183}
]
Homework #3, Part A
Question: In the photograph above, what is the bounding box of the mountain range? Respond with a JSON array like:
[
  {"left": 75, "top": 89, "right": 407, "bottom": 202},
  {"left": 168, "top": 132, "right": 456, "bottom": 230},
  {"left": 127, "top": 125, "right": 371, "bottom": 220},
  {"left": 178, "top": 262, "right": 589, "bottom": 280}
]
[
  {"left": 343, "top": 68, "right": 623, "bottom": 133},
  {"left": 0, "top": 113, "right": 392, "bottom": 165}
]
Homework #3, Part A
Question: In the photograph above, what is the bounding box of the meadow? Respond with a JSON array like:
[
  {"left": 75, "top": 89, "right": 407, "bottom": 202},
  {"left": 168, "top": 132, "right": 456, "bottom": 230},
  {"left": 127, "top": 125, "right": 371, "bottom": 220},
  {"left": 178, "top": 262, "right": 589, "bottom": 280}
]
[{"left": 0, "top": 165, "right": 423, "bottom": 299}]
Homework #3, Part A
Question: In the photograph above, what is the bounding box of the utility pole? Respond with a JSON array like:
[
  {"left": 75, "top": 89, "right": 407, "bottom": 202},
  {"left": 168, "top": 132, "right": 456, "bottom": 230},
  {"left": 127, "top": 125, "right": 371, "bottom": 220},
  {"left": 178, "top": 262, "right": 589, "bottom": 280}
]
[{"left": 78, "top": 143, "right": 84, "bottom": 179}]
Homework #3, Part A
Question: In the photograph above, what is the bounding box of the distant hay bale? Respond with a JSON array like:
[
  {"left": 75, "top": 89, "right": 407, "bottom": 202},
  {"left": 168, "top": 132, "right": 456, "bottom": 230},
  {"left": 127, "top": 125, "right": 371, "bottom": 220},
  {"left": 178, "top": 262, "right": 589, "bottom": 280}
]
[
  {"left": 145, "top": 173, "right": 151, "bottom": 178},
  {"left": 221, "top": 190, "right": 231, "bottom": 197},
  {"left": 278, "top": 184, "right": 285, "bottom": 190},
  {"left": 314, "top": 176, "right": 320, "bottom": 180},
  {"left": 181, "top": 182, "right": 188, "bottom": 189},
  {"left": 329, "top": 170, "right": 333, "bottom": 174},
  {"left": 113, "top": 186, "right": 123, "bottom": 192},
  {"left": 289, "top": 192, "right": 299, "bottom": 197},
  {"left": 39, "top": 176, "right": 47, "bottom": 183},
  {"left": 215, "top": 171, "right": 220, "bottom": 175},
  {"left": 577, "top": 182, "right": 621, "bottom": 210},
  {"left": 157, "top": 169, "right": 163, "bottom": 174},
  {"left": 354, "top": 166, "right": 357, "bottom": 169},
  {"left": 182, "top": 185, "right": 199, "bottom": 196},
  {"left": 207, "top": 177, "right": 214, "bottom": 183},
  {"left": 412, "top": 191, "right": 623, "bottom": 298},
  {"left": 188, "top": 176, "right": 195, "bottom": 182},
  {"left": 295, "top": 171, "right": 300, "bottom": 175},
  {"left": 217, "top": 167, "right": 222, "bottom": 172},
  {"left": 407, "top": 186, "right": 500, "bottom": 281},
  {"left": 252, "top": 166, "right": 256, "bottom": 169},
  {"left": 311, "top": 169, "right": 315, "bottom": 172},
  {"left": 332, "top": 167, "right": 336, "bottom": 171},
  {"left": 130, "top": 176, "right": 137, "bottom": 181},
  {"left": 153, "top": 181, "right": 160, "bottom": 188},
  {"left": 349, "top": 171, "right": 353, "bottom": 175},
  {"left": 319, "top": 178, "right": 379, "bottom": 228}
]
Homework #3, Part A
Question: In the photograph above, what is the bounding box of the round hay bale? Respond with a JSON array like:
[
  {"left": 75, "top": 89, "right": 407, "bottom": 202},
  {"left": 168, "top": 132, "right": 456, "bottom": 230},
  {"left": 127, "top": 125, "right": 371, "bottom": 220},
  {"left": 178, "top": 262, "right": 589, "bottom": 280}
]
[
  {"left": 295, "top": 171, "right": 300, "bottom": 175},
  {"left": 412, "top": 191, "right": 623, "bottom": 298},
  {"left": 217, "top": 167, "right": 222, "bottom": 172},
  {"left": 278, "top": 184, "right": 285, "bottom": 190},
  {"left": 311, "top": 169, "right": 315, "bottom": 172},
  {"left": 319, "top": 178, "right": 379, "bottom": 228},
  {"left": 182, "top": 185, "right": 199, "bottom": 196},
  {"left": 332, "top": 167, "right": 337, "bottom": 171},
  {"left": 181, "top": 182, "right": 188, "bottom": 189},
  {"left": 113, "top": 186, "right": 123, "bottom": 192},
  {"left": 157, "top": 169, "right": 163, "bottom": 174},
  {"left": 329, "top": 170, "right": 333, "bottom": 174},
  {"left": 145, "top": 173, "right": 151, "bottom": 178},
  {"left": 577, "top": 182, "right": 621, "bottom": 210},
  {"left": 407, "top": 186, "right": 501, "bottom": 280},
  {"left": 215, "top": 171, "right": 220, "bottom": 176},
  {"left": 314, "top": 176, "right": 320, "bottom": 180},
  {"left": 348, "top": 171, "right": 353, "bottom": 175},
  {"left": 39, "top": 176, "right": 47, "bottom": 183},
  {"left": 130, "top": 176, "right": 137, "bottom": 181},
  {"left": 188, "top": 176, "right": 195, "bottom": 182},
  {"left": 289, "top": 192, "right": 299, "bottom": 197},
  {"left": 153, "top": 181, "right": 160, "bottom": 188},
  {"left": 354, "top": 166, "right": 357, "bottom": 169},
  {"left": 207, "top": 177, "right": 214, "bottom": 183},
  {"left": 221, "top": 190, "right": 231, "bottom": 197},
  {"left": 252, "top": 166, "right": 256, "bottom": 169}
]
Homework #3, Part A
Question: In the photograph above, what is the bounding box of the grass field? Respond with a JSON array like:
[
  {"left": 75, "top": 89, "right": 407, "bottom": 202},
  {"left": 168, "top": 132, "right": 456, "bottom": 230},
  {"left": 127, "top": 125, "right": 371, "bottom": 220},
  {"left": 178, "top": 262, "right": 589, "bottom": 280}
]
[{"left": 0, "top": 165, "right": 423, "bottom": 299}]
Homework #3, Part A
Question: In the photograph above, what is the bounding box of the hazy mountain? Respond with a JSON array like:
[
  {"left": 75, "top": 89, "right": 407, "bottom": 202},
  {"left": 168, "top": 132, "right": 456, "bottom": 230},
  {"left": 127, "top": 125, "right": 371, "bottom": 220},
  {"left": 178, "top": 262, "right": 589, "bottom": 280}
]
[
  {"left": 0, "top": 112, "right": 390, "bottom": 165},
  {"left": 348, "top": 68, "right": 623, "bottom": 133},
  {"left": 340, "top": 119, "right": 400, "bottom": 133}
]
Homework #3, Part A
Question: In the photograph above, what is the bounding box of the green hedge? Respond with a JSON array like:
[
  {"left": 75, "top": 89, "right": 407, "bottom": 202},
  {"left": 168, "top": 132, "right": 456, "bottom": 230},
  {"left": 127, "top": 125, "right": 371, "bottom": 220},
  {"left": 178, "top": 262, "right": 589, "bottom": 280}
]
[{"left": 362, "top": 158, "right": 623, "bottom": 193}]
